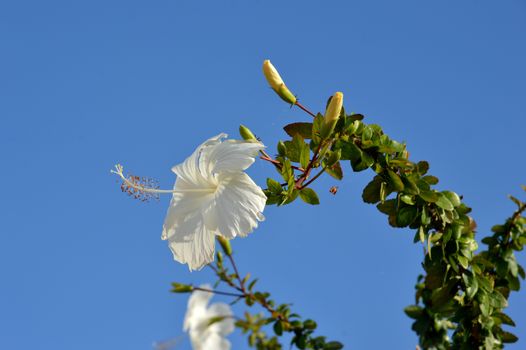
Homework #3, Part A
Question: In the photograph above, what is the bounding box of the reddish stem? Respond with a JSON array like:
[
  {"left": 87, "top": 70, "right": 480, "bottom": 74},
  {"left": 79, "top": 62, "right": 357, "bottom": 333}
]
[
  {"left": 295, "top": 101, "right": 316, "bottom": 118},
  {"left": 260, "top": 155, "right": 305, "bottom": 172}
]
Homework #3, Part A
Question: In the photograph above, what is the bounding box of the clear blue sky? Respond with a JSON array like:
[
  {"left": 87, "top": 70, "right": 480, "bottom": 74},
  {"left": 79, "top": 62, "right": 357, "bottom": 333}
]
[{"left": 1, "top": 1, "right": 525, "bottom": 349}]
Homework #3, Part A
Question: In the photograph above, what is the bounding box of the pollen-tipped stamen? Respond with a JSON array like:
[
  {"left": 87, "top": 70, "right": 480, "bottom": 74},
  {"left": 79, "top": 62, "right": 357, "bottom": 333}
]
[{"left": 111, "top": 164, "right": 217, "bottom": 201}]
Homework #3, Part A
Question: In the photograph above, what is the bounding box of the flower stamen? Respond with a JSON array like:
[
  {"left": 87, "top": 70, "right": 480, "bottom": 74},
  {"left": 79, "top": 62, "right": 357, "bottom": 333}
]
[{"left": 111, "top": 164, "right": 216, "bottom": 202}]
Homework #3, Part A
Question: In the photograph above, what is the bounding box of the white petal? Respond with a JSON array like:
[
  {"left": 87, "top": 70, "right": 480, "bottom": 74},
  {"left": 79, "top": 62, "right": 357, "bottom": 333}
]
[
  {"left": 207, "top": 303, "right": 234, "bottom": 336},
  {"left": 204, "top": 139, "right": 265, "bottom": 174},
  {"left": 184, "top": 284, "right": 212, "bottom": 331},
  {"left": 171, "top": 133, "right": 227, "bottom": 185},
  {"left": 202, "top": 333, "right": 231, "bottom": 350},
  {"left": 167, "top": 220, "right": 216, "bottom": 271},
  {"left": 204, "top": 172, "right": 266, "bottom": 239},
  {"left": 161, "top": 179, "right": 215, "bottom": 241}
]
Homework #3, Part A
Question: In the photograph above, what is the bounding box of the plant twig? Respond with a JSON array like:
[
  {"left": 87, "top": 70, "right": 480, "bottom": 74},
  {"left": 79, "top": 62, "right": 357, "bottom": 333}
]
[
  {"left": 295, "top": 101, "right": 316, "bottom": 118},
  {"left": 192, "top": 286, "right": 245, "bottom": 298}
]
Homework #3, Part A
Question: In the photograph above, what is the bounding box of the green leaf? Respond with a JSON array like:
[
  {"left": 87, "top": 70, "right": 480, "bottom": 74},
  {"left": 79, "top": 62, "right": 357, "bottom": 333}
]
[
  {"left": 386, "top": 169, "right": 404, "bottom": 192},
  {"left": 421, "top": 207, "right": 431, "bottom": 225},
  {"left": 299, "top": 141, "right": 310, "bottom": 169},
  {"left": 283, "top": 122, "right": 313, "bottom": 139},
  {"left": 312, "top": 113, "right": 324, "bottom": 143},
  {"left": 265, "top": 194, "right": 281, "bottom": 205},
  {"left": 417, "top": 226, "right": 426, "bottom": 243},
  {"left": 463, "top": 273, "right": 479, "bottom": 299},
  {"left": 337, "top": 141, "right": 353, "bottom": 161},
  {"left": 422, "top": 175, "right": 439, "bottom": 185},
  {"left": 273, "top": 320, "right": 283, "bottom": 336},
  {"left": 400, "top": 194, "right": 415, "bottom": 205},
  {"left": 492, "top": 224, "right": 506, "bottom": 233},
  {"left": 362, "top": 176, "right": 383, "bottom": 204},
  {"left": 266, "top": 178, "right": 282, "bottom": 194},
  {"left": 277, "top": 140, "right": 286, "bottom": 157},
  {"left": 430, "top": 280, "right": 457, "bottom": 312},
  {"left": 508, "top": 195, "right": 522, "bottom": 208},
  {"left": 281, "top": 188, "right": 299, "bottom": 205},
  {"left": 442, "top": 191, "right": 461, "bottom": 207},
  {"left": 419, "top": 190, "right": 439, "bottom": 203},
  {"left": 325, "top": 149, "right": 341, "bottom": 167},
  {"left": 299, "top": 188, "right": 320, "bottom": 205},
  {"left": 489, "top": 290, "right": 508, "bottom": 308},
  {"left": 345, "top": 119, "right": 361, "bottom": 135},
  {"left": 404, "top": 305, "right": 423, "bottom": 319},
  {"left": 324, "top": 341, "right": 344, "bottom": 350},
  {"left": 416, "top": 161, "right": 429, "bottom": 175},
  {"left": 325, "top": 161, "right": 343, "bottom": 180},
  {"left": 303, "top": 319, "right": 317, "bottom": 330},
  {"left": 495, "top": 312, "right": 516, "bottom": 326},
  {"left": 347, "top": 113, "right": 364, "bottom": 122},
  {"left": 284, "top": 135, "right": 305, "bottom": 162},
  {"left": 346, "top": 142, "right": 373, "bottom": 172},
  {"left": 362, "top": 125, "right": 373, "bottom": 141},
  {"left": 501, "top": 331, "right": 518, "bottom": 343},
  {"left": 377, "top": 199, "right": 397, "bottom": 215},
  {"left": 295, "top": 334, "right": 307, "bottom": 349},
  {"left": 457, "top": 256, "right": 469, "bottom": 269},
  {"left": 401, "top": 175, "right": 419, "bottom": 195},
  {"left": 397, "top": 206, "right": 418, "bottom": 227},
  {"left": 436, "top": 194, "right": 454, "bottom": 211},
  {"left": 248, "top": 278, "right": 258, "bottom": 291}
]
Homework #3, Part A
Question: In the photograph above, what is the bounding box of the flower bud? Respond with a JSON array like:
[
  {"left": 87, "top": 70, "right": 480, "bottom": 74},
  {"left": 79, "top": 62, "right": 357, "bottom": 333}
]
[
  {"left": 239, "top": 125, "right": 257, "bottom": 141},
  {"left": 262, "top": 60, "right": 297, "bottom": 105},
  {"left": 325, "top": 92, "right": 343, "bottom": 124},
  {"left": 321, "top": 92, "right": 344, "bottom": 138},
  {"left": 217, "top": 236, "right": 232, "bottom": 256},
  {"left": 171, "top": 282, "right": 194, "bottom": 293}
]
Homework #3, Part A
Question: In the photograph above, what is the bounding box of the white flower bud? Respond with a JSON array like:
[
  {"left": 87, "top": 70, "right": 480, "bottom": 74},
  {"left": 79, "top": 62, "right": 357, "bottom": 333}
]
[
  {"left": 324, "top": 92, "right": 344, "bottom": 125},
  {"left": 321, "top": 92, "right": 344, "bottom": 138},
  {"left": 262, "top": 60, "right": 297, "bottom": 105}
]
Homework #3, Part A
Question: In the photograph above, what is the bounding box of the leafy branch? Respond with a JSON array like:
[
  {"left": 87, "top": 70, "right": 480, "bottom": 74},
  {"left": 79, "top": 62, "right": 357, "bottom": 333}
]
[
  {"left": 173, "top": 236, "right": 344, "bottom": 350},
  {"left": 256, "top": 94, "right": 525, "bottom": 349},
  {"left": 170, "top": 60, "right": 525, "bottom": 349}
]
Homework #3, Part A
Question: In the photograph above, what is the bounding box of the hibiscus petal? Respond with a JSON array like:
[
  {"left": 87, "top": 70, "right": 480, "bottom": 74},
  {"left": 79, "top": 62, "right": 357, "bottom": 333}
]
[
  {"left": 167, "top": 220, "right": 216, "bottom": 271},
  {"left": 184, "top": 284, "right": 212, "bottom": 331},
  {"left": 203, "top": 139, "right": 265, "bottom": 174},
  {"left": 207, "top": 303, "right": 235, "bottom": 336},
  {"left": 200, "top": 333, "right": 231, "bottom": 350},
  {"left": 204, "top": 172, "right": 266, "bottom": 238},
  {"left": 171, "top": 133, "right": 227, "bottom": 185},
  {"left": 162, "top": 179, "right": 215, "bottom": 240}
]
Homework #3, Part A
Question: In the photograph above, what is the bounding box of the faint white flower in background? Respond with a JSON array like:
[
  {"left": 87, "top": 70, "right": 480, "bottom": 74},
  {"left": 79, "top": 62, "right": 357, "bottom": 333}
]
[
  {"left": 184, "top": 284, "right": 235, "bottom": 350},
  {"left": 112, "top": 133, "right": 267, "bottom": 270}
]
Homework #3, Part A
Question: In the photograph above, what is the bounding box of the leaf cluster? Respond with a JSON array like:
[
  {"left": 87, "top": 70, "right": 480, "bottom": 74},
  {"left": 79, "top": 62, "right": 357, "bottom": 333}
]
[
  {"left": 261, "top": 109, "right": 361, "bottom": 206},
  {"left": 335, "top": 114, "right": 526, "bottom": 349},
  {"left": 261, "top": 96, "right": 525, "bottom": 348}
]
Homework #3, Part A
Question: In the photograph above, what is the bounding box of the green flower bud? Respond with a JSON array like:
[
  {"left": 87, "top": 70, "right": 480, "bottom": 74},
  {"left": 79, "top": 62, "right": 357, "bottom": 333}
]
[
  {"left": 171, "top": 282, "right": 193, "bottom": 293},
  {"left": 217, "top": 236, "right": 232, "bottom": 256},
  {"left": 262, "top": 60, "right": 297, "bottom": 105},
  {"left": 239, "top": 125, "right": 257, "bottom": 141}
]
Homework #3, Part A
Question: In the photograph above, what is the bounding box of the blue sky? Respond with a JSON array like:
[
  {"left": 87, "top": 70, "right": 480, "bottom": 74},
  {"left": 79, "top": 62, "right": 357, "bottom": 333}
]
[{"left": 1, "top": 0, "right": 525, "bottom": 349}]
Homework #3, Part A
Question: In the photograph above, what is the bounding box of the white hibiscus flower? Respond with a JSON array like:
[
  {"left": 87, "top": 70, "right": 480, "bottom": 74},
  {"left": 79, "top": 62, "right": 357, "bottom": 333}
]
[
  {"left": 184, "top": 285, "right": 234, "bottom": 350},
  {"left": 112, "top": 133, "right": 267, "bottom": 270}
]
